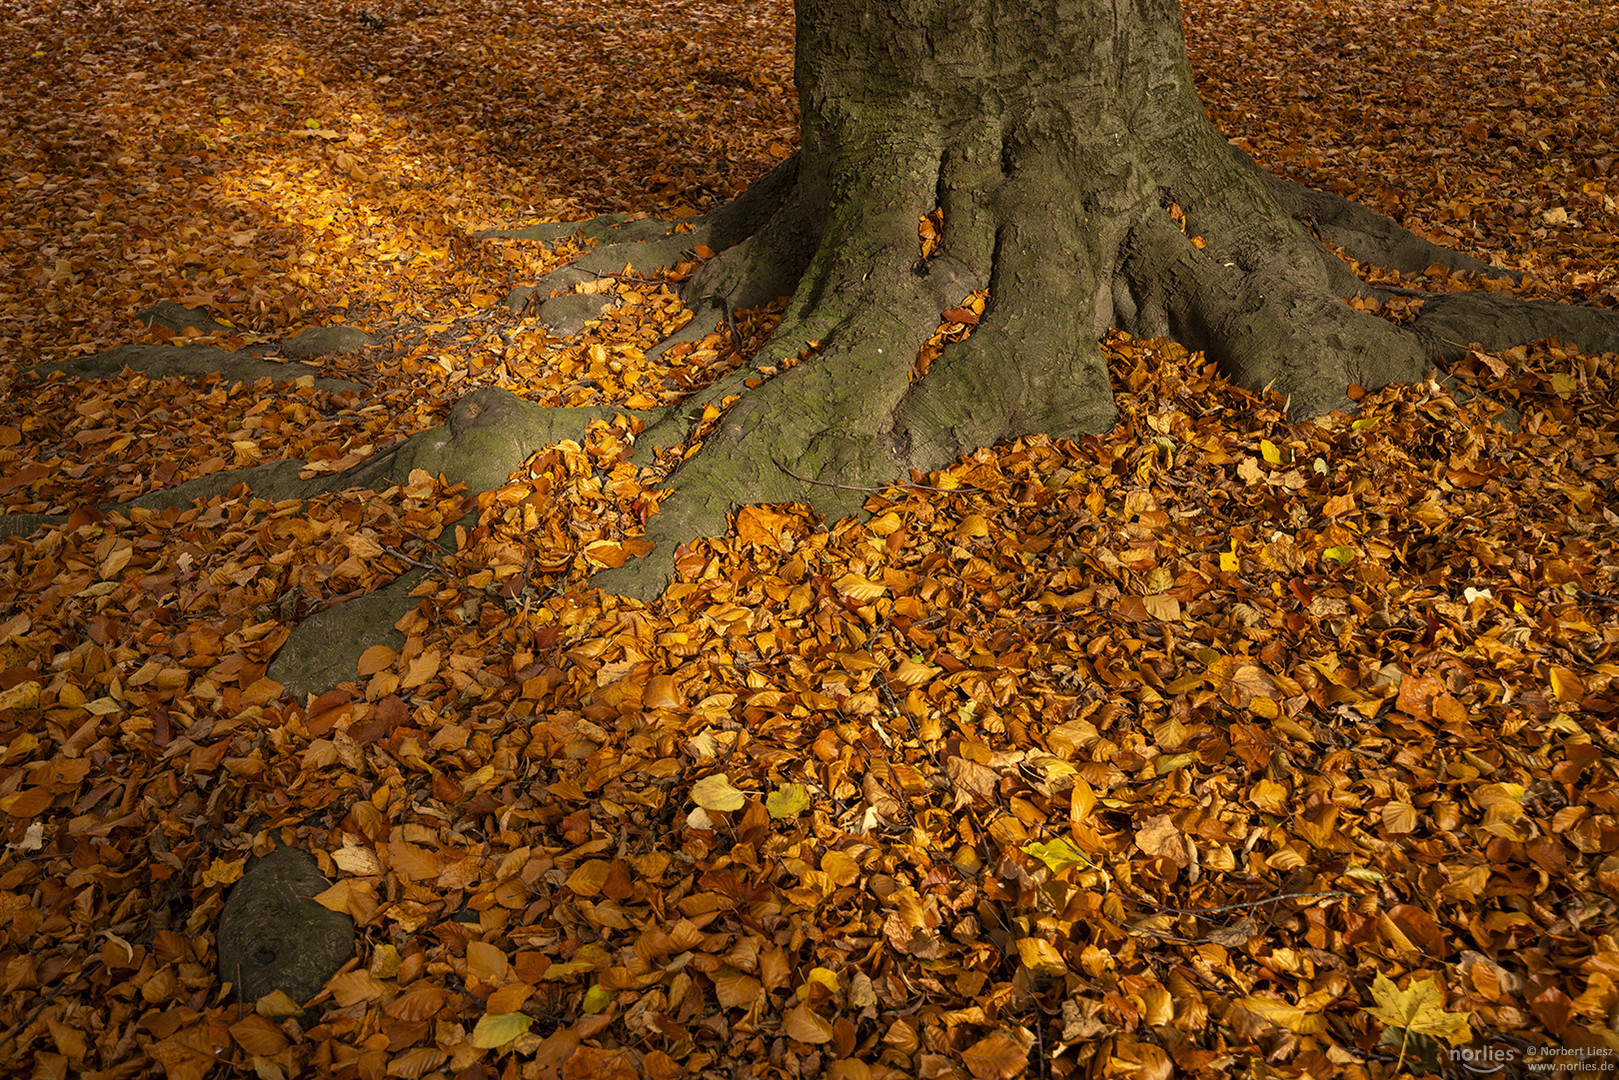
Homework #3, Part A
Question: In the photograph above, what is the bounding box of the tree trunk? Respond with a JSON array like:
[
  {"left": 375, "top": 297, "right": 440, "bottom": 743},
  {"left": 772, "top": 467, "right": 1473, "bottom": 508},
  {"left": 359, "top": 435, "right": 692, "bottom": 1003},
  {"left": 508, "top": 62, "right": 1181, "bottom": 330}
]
[
  {"left": 67, "top": 0, "right": 1614, "bottom": 638},
  {"left": 589, "top": 0, "right": 1509, "bottom": 597}
]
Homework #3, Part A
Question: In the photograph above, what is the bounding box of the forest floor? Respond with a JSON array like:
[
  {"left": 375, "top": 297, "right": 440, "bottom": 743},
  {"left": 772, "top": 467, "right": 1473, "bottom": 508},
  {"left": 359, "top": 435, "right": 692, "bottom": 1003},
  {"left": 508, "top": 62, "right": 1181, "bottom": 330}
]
[{"left": 0, "top": 0, "right": 1617, "bottom": 1077}]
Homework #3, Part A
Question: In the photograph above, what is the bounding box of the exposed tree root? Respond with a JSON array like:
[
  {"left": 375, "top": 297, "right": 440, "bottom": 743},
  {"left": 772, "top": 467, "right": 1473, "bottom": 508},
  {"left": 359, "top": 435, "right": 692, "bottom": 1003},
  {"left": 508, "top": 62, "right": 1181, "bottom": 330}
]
[
  {"left": 11, "top": 149, "right": 1619, "bottom": 695},
  {"left": 1260, "top": 171, "right": 1520, "bottom": 283},
  {"left": 573, "top": 145, "right": 1619, "bottom": 600}
]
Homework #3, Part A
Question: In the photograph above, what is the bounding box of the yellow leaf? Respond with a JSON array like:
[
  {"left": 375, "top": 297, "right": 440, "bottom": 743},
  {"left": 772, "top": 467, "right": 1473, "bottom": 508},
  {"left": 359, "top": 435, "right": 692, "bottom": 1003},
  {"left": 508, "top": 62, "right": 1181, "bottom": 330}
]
[
  {"left": 691, "top": 773, "right": 746, "bottom": 812},
  {"left": 0, "top": 681, "right": 41, "bottom": 713},
  {"left": 1235, "top": 994, "right": 1311, "bottom": 1031},
  {"left": 1260, "top": 439, "right": 1285, "bottom": 465},
  {"left": 1470, "top": 783, "right": 1525, "bottom": 815},
  {"left": 952, "top": 513, "right": 991, "bottom": 539},
  {"left": 201, "top": 857, "right": 246, "bottom": 887},
  {"left": 1021, "top": 838, "right": 1089, "bottom": 873},
  {"left": 582, "top": 983, "right": 613, "bottom": 1014},
  {"left": 469, "top": 1011, "right": 534, "bottom": 1049},
  {"left": 1016, "top": 937, "right": 1067, "bottom": 977},
  {"left": 1363, "top": 973, "right": 1472, "bottom": 1047},
  {"left": 540, "top": 959, "right": 595, "bottom": 980},
  {"left": 1548, "top": 665, "right": 1584, "bottom": 703},
  {"left": 460, "top": 763, "right": 496, "bottom": 796},
  {"left": 803, "top": 967, "right": 841, "bottom": 995},
  {"left": 833, "top": 572, "right": 886, "bottom": 601},
  {"left": 767, "top": 783, "right": 810, "bottom": 818},
  {"left": 369, "top": 945, "right": 401, "bottom": 979}
]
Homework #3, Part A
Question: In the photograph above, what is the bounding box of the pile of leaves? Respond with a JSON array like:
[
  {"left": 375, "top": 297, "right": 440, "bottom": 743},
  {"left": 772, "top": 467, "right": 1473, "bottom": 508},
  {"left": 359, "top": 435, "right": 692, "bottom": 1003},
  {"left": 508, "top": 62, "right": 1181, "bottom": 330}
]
[{"left": 0, "top": 0, "right": 1616, "bottom": 1077}]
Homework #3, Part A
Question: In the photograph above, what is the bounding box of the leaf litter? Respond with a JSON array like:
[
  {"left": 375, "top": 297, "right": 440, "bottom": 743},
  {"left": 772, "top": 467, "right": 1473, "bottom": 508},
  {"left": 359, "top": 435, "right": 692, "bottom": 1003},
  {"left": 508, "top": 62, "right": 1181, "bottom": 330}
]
[{"left": 0, "top": 0, "right": 1616, "bottom": 1077}]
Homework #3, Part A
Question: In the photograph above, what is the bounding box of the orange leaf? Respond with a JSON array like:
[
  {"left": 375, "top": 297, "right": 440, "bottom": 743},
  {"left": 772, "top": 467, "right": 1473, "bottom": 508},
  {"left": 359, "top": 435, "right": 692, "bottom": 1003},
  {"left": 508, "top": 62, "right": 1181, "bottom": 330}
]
[
  {"left": 565, "top": 859, "right": 612, "bottom": 897},
  {"left": 1395, "top": 674, "right": 1444, "bottom": 721},
  {"left": 0, "top": 788, "right": 52, "bottom": 817},
  {"left": 466, "top": 941, "right": 509, "bottom": 983},
  {"left": 357, "top": 645, "right": 396, "bottom": 676},
  {"left": 386, "top": 985, "right": 447, "bottom": 1021},
  {"left": 643, "top": 673, "right": 685, "bottom": 710},
  {"left": 327, "top": 970, "right": 387, "bottom": 1007},
  {"left": 782, "top": 1003, "right": 832, "bottom": 1044},
  {"left": 228, "top": 1014, "right": 290, "bottom": 1056},
  {"left": 485, "top": 982, "right": 534, "bottom": 1014},
  {"left": 961, "top": 1032, "right": 1028, "bottom": 1079},
  {"left": 735, "top": 505, "right": 793, "bottom": 547},
  {"left": 387, "top": 840, "right": 441, "bottom": 882}
]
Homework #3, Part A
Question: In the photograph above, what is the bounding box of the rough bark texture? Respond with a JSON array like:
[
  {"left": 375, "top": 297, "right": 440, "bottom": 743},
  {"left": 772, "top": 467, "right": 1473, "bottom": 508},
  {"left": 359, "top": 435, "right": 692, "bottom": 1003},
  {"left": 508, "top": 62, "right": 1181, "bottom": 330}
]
[{"left": 582, "top": 0, "right": 1619, "bottom": 598}]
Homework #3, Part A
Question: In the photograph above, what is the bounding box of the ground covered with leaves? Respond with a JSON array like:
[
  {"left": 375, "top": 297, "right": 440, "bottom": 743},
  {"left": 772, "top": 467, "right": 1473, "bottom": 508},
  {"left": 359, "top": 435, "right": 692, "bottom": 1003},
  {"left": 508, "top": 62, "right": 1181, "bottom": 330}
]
[{"left": 0, "top": 0, "right": 1617, "bottom": 1077}]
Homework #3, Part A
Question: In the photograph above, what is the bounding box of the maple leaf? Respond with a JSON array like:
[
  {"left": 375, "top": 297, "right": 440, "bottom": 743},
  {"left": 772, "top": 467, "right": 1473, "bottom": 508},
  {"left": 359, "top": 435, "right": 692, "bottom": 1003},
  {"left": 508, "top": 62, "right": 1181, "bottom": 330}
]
[{"left": 1363, "top": 973, "right": 1473, "bottom": 1071}]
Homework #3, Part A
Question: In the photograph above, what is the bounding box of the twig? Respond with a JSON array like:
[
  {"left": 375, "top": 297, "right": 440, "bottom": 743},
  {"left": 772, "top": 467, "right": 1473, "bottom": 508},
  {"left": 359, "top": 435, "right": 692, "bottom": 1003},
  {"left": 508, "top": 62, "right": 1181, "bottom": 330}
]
[
  {"left": 770, "top": 456, "right": 979, "bottom": 495},
  {"left": 1113, "top": 886, "right": 1352, "bottom": 917},
  {"left": 383, "top": 544, "right": 453, "bottom": 577}
]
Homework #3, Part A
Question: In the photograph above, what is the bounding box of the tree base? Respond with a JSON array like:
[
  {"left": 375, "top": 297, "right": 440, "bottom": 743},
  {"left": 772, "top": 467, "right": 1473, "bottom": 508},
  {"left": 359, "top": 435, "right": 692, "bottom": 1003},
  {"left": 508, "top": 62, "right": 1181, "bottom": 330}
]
[{"left": 7, "top": 153, "right": 1619, "bottom": 690}]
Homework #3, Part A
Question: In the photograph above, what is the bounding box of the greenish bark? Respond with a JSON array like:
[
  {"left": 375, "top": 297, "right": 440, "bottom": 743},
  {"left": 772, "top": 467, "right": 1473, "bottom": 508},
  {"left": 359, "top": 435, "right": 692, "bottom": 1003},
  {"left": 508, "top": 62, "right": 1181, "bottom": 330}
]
[{"left": 590, "top": 0, "right": 1618, "bottom": 598}]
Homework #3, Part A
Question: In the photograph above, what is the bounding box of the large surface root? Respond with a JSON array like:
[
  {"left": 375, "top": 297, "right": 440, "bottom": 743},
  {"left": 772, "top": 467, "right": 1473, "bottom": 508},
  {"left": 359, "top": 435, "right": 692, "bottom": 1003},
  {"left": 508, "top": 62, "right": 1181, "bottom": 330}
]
[
  {"left": 20, "top": 149, "right": 1619, "bottom": 697},
  {"left": 1409, "top": 291, "right": 1619, "bottom": 362},
  {"left": 1261, "top": 171, "right": 1520, "bottom": 283},
  {"left": 499, "top": 141, "right": 1619, "bottom": 603}
]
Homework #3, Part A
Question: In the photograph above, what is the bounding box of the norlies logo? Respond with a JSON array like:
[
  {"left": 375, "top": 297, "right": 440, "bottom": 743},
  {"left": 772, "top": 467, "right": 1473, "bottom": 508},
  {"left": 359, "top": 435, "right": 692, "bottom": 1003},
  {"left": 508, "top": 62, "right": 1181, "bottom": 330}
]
[
  {"left": 1452, "top": 1043, "right": 1619, "bottom": 1074},
  {"left": 1449, "top": 1045, "right": 1515, "bottom": 1074}
]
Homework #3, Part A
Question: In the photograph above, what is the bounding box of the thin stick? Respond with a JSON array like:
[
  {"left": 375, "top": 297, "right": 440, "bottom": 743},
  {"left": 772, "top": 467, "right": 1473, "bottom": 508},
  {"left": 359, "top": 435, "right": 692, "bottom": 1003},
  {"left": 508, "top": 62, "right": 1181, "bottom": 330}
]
[
  {"left": 770, "top": 456, "right": 978, "bottom": 495},
  {"left": 1115, "top": 887, "right": 1352, "bottom": 916}
]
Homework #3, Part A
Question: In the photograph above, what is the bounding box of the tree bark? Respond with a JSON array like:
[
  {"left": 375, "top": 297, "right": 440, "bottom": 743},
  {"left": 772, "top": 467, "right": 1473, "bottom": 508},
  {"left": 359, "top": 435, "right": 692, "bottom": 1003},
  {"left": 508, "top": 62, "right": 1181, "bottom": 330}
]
[{"left": 574, "top": 0, "right": 1615, "bottom": 598}]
